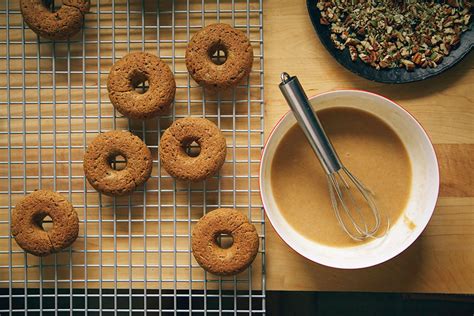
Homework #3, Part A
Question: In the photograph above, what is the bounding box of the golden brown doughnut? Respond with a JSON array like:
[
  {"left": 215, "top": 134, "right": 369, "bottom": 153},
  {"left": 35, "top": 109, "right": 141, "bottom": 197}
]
[
  {"left": 107, "top": 52, "right": 176, "bottom": 119},
  {"left": 192, "top": 208, "right": 259, "bottom": 276},
  {"left": 11, "top": 190, "right": 79, "bottom": 257},
  {"left": 83, "top": 130, "right": 153, "bottom": 196},
  {"left": 159, "top": 117, "right": 227, "bottom": 182},
  {"left": 20, "top": 0, "right": 89, "bottom": 40},
  {"left": 185, "top": 23, "right": 254, "bottom": 90}
]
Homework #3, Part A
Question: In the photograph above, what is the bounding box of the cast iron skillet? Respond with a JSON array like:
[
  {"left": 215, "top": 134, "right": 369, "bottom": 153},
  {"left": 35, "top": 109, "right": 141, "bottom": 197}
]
[{"left": 306, "top": 0, "right": 474, "bottom": 83}]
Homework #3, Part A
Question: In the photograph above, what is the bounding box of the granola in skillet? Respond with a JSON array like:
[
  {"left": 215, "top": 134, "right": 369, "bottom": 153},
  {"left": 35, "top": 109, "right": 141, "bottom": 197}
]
[{"left": 317, "top": 0, "right": 472, "bottom": 71}]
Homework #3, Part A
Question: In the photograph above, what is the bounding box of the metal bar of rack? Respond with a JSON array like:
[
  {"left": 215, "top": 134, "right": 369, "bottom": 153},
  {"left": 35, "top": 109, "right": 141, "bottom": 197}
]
[{"left": 0, "top": 0, "right": 266, "bottom": 314}]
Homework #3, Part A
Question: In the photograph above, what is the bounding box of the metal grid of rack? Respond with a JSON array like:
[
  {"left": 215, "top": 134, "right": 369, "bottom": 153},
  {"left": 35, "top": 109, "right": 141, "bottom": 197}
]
[{"left": 0, "top": 0, "right": 265, "bottom": 313}]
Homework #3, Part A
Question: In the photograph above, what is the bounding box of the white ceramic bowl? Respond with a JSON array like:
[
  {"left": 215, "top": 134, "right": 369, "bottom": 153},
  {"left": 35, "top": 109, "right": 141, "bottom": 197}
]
[{"left": 260, "top": 90, "right": 439, "bottom": 269}]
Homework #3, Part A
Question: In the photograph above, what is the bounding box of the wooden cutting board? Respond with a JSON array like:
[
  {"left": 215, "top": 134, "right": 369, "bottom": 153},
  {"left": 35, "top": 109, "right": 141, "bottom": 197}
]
[
  {"left": 263, "top": 0, "right": 474, "bottom": 293},
  {"left": 0, "top": 0, "right": 472, "bottom": 295}
]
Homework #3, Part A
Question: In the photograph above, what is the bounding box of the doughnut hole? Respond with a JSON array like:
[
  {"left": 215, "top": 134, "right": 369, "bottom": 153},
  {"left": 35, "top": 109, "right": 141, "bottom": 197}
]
[
  {"left": 208, "top": 42, "right": 228, "bottom": 65},
  {"left": 41, "top": 215, "right": 53, "bottom": 231},
  {"left": 181, "top": 138, "right": 201, "bottom": 158},
  {"left": 130, "top": 70, "right": 150, "bottom": 94},
  {"left": 42, "top": 0, "right": 60, "bottom": 12},
  {"left": 107, "top": 152, "right": 128, "bottom": 171},
  {"left": 215, "top": 232, "right": 234, "bottom": 249},
  {"left": 33, "top": 213, "right": 53, "bottom": 232}
]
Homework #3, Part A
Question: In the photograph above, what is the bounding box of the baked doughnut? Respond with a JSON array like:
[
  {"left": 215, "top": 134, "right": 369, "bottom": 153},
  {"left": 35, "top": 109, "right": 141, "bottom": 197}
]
[
  {"left": 83, "top": 130, "right": 153, "bottom": 196},
  {"left": 192, "top": 208, "right": 259, "bottom": 276},
  {"left": 20, "top": 0, "right": 90, "bottom": 40},
  {"left": 185, "top": 23, "right": 254, "bottom": 90},
  {"left": 159, "top": 117, "right": 226, "bottom": 182},
  {"left": 11, "top": 190, "right": 79, "bottom": 257},
  {"left": 107, "top": 52, "right": 176, "bottom": 119}
]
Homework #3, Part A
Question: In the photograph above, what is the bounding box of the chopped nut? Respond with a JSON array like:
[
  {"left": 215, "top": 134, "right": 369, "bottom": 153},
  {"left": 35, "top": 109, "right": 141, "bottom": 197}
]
[
  {"left": 320, "top": 17, "right": 330, "bottom": 25},
  {"left": 361, "top": 40, "right": 374, "bottom": 51},
  {"left": 401, "top": 59, "right": 415, "bottom": 71},
  {"left": 344, "top": 15, "right": 353, "bottom": 26},
  {"left": 440, "top": 43, "right": 450, "bottom": 55},
  {"left": 382, "top": 55, "right": 393, "bottom": 63},
  {"left": 443, "top": 17, "right": 454, "bottom": 27},
  {"left": 464, "top": 14, "right": 471, "bottom": 25},
  {"left": 332, "top": 25, "right": 345, "bottom": 34},
  {"left": 431, "top": 52, "right": 444, "bottom": 64},
  {"left": 316, "top": 0, "right": 472, "bottom": 71},
  {"left": 359, "top": 53, "right": 371, "bottom": 64},
  {"left": 396, "top": 32, "right": 405, "bottom": 42},
  {"left": 331, "top": 33, "right": 346, "bottom": 50},
  {"left": 369, "top": 37, "right": 380, "bottom": 51},
  {"left": 447, "top": 0, "right": 459, "bottom": 8},
  {"left": 450, "top": 35, "right": 460, "bottom": 46},
  {"left": 443, "top": 28, "right": 455, "bottom": 34},
  {"left": 411, "top": 52, "right": 423, "bottom": 65},
  {"left": 344, "top": 38, "right": 360, "bottom": 46},
  {"left": 379, "top": 60, "right": 390, "bottom": 68},
  {"left": 370, "top": 51, "right": 378, "bottom": 63},
  {"left": 387, "top": 44, "right": 397, "bottom": 54},
  {"left": 431, "top": 35, "right": 442, "bottom": 45},
  {"left": 423, "top": 36, "right": 432, "bottom": 46},
  {"left": 400, "top": 47, "right": 410, "bottom": 58},
  {"left": 349, "top": 46, "right": 358, "bottom": 61}
]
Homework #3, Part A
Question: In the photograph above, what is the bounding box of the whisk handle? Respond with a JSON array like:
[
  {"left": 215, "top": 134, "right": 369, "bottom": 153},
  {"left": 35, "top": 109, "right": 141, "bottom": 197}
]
[{"left": 279, "top": 72, "right": 342, "bottom": 174}]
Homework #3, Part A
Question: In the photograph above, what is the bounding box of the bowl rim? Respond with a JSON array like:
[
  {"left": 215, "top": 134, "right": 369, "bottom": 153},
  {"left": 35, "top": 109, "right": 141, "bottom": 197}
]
[{"left": 259, "top": 89, "right": 440, "bottom": 269}]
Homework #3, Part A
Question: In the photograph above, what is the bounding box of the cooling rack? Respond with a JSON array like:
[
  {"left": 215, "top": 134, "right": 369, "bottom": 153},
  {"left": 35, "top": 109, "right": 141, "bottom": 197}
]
[{"left": 0, "top": 0, "right": 265, "bottom": 313}]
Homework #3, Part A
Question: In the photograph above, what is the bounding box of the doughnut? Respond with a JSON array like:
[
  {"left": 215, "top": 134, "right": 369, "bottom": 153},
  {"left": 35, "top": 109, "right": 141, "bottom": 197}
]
[
  {"left": 192, "top": 208, "right": 259, "bottom": 276},
  {"left": 20, "top": 0, "right": 90, "bottom": 40},
  {"left": 185, "top": 23, "right": 254, "bottom": 90},
  {"left": 107, "top": 52, "right": 176, "bottom": 119},
  {"left": 83, "top": 130, "right": 153, "bottom": 196},
  {"left": 11, "top": 190, "right": 79, "bottom": 257},
  {"left": 159, "top": 117, "right": 226, "bottom": 182}
]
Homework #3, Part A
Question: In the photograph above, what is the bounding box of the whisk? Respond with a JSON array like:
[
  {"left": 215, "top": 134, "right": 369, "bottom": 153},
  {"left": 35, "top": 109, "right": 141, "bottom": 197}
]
[{"left": 279, "top": 72, "right": 387, "bottom": 241}]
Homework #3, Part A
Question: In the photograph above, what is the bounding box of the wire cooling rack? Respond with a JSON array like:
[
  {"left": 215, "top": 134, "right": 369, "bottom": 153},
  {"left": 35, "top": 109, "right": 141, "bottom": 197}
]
[{"left": 0, "top": 0, "right": 265, "bottom": 313}]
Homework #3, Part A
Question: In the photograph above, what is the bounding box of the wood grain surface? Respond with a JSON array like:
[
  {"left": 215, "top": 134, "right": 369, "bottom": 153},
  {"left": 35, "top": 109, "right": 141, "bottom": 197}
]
[
  {"left": 0, "top": 0, "right": 472, "bottom": 295},
  {"left": 0, "top": 0, "right": 266, "bottom": 292},
  {"left": 264, "top": 0, "right": 474, "bottom": 293}
]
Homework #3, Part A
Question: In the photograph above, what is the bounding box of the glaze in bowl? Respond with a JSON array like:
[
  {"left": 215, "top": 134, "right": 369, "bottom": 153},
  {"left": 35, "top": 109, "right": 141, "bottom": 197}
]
[{"left": 260, "top": 90, "right": 439, "bottom": 269}]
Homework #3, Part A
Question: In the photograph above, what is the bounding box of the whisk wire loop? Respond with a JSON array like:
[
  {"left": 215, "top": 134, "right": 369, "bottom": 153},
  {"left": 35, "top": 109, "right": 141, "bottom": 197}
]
[
  {"left": 343, "top": 167, "right": 382, "bottom": 235},
  {"left": 328, "top": 167, "right": 386, "bottom": 241},
  {"left": 328, "top": 173, "right": 367, "bottom": 239},
  {"left": 336, "top": 171, "right": 369, "bottom": 234}
]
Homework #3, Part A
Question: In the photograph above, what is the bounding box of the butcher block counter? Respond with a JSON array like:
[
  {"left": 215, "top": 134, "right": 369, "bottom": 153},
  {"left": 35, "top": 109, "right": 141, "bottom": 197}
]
[
  {"left": 264, "top": 0, "right": 474, "bottom": 294},
  {"left": 0, "top": 0, "right": 472, "bottom": 298}
]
